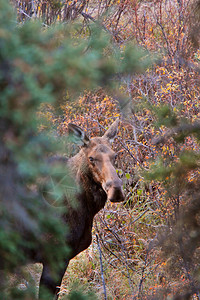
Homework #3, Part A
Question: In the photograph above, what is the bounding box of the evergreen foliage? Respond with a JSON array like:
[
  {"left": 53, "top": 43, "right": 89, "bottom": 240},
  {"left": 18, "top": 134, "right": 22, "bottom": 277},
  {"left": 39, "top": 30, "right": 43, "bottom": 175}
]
[{"left": 145, "top": 107, "right": 200, "bottom": 299}]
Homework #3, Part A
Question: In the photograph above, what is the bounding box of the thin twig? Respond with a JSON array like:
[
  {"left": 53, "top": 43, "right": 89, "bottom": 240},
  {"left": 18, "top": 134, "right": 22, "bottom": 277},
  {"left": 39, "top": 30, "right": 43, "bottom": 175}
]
[
  {"left": 19, "top": 8, "right": 50, "bottom": 27},
  {"left": 32, "top": 0, "right": 37, "bottom": 18},
  {"left": 96, "top": 233, "right": 107, "bottom": 300},
  {"left": 152, "top": 122, "right": 200, "bottom": 145}
]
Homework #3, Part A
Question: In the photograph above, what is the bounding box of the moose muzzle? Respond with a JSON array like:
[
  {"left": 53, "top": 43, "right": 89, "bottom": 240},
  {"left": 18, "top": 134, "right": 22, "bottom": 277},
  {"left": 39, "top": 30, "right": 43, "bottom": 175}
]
[{"left": 103, "top": 178, "right": 124, "bottom": 203}]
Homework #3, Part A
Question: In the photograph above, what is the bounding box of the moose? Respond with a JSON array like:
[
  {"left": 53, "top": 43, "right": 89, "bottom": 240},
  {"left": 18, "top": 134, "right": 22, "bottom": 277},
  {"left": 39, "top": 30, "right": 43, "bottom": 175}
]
[{"left": 38, "top": 119, "right": 124, "bottom": 299}]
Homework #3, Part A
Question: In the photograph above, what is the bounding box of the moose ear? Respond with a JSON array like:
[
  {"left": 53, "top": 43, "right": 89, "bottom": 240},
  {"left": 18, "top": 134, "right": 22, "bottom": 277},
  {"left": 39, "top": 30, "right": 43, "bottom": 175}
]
[
  {"left": 103, "top": 118, "right": 120, "bottom": 144},
  {"left": 68, "top": 123, "right": 90, "bottom": 146}
]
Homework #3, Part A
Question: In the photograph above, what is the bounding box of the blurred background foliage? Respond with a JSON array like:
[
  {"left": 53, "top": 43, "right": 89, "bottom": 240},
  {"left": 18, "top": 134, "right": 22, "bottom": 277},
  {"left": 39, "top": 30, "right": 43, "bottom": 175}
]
[{"left": 1, "top": 0, "right": 200, "bottom": 299}]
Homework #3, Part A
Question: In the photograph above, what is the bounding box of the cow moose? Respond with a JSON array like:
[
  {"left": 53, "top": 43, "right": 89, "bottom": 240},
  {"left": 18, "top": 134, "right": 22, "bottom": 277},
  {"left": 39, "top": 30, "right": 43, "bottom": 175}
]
[{"left": 38, "top": 119, "right": 124, "bottom": 299}]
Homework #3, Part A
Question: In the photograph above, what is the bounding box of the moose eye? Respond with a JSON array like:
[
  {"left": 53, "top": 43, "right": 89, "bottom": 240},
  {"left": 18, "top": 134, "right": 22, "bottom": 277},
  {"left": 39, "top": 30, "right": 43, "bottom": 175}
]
[{"left": 89, "top": 157, "right": 95, "bottom": 163}]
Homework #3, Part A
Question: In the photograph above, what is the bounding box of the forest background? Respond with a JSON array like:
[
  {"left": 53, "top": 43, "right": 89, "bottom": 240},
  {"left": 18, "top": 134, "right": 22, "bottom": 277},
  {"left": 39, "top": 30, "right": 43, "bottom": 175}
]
[{"left": 1, "top": 0, "right": 200, "bottom": 299}]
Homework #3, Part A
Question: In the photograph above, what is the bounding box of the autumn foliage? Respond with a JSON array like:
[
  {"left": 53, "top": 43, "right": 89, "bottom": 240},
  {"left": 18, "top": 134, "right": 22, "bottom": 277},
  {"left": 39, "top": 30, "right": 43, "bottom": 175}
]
[{"left": 7, "top": 0, "right": 200, "bottom": 299}]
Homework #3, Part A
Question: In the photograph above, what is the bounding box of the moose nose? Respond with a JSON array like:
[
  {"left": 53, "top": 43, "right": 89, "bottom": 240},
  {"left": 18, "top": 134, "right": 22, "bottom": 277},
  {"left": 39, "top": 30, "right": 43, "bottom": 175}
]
[
  {"left": 103, "top": 179, "right": 124, "bottom": 203},
  {"left": 104, "top": 179, "right": 123, "bottom": 192}
]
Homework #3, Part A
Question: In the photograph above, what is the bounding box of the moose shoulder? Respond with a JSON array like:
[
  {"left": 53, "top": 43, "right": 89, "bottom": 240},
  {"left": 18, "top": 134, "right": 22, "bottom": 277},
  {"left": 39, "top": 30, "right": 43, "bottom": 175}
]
[{"left": 39, "top": 119, "right": 124, "bottom": 299}]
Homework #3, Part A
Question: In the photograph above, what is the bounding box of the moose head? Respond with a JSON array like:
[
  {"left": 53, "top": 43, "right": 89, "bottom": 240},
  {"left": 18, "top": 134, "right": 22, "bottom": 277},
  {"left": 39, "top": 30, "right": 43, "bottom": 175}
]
[{"left": 68, "top": 119, "right": 124, "bottom": 203}]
